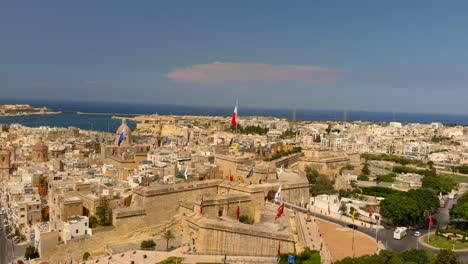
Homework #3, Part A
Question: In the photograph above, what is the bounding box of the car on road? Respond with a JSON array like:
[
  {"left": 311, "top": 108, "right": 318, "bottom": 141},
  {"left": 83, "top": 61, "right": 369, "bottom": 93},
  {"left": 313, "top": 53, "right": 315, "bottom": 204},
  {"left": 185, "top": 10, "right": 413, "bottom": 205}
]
[
  {"left": 347, "top": 224, "right": 358, "bottom": 230},
  {"left": 414, "top": 231, "right": 421, "bottom": 237}
]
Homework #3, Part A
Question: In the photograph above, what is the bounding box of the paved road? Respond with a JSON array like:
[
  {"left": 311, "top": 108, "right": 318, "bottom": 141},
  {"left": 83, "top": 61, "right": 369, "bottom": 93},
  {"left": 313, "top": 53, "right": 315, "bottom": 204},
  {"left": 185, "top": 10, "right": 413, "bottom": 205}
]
[
  {"left": 276, "top": 200, "right": 468, "bottom": 262},
  {"left": 0, "top": 213, "right": 9, "bottom": 264}
]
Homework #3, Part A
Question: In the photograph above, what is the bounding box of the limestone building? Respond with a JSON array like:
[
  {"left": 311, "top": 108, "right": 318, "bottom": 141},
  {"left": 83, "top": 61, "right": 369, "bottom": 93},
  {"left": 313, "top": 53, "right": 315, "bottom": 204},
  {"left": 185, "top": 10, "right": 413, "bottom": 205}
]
[{"left": 32, "top": 139, "right": 49, "bottom": 162}]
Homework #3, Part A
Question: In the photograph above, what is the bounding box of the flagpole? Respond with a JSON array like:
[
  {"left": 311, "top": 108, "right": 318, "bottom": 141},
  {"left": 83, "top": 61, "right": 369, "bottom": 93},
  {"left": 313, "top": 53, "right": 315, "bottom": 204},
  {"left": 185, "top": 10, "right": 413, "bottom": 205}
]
[
  {"left": 235, "top": 99, "right": 238, "bottom": 135},
  {"left": 428, "top": 223, "right": 431, "bottom": 243}
]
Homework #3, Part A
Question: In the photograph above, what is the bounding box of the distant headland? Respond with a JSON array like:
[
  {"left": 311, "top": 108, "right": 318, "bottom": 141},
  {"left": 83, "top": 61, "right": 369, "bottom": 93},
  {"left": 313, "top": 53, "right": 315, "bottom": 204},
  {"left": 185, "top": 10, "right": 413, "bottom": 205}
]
[{"left": 0, "top": 104, "right": 61, "bottom": 117}]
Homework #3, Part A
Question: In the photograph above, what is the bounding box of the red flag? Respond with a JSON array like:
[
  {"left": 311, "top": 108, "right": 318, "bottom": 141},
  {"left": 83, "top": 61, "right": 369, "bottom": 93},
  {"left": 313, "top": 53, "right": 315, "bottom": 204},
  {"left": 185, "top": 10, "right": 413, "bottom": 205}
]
[
  {"left": 429, "top": 215, "right": 434, "bottom": 229},
  {"left": 231, "top": 103, "right": 238, "bottom": 127},
  {"left": 275, "top": 203, "right": 284, "bottom": 220},
  {"left": 369, "top": 207, "right": 373, "bottom": 217},
  {"left": 200, "top": 196, "right": 204, "bottom": 214},
  {"left": 277, "top": 242, "right": 281, "bottom": 257}
]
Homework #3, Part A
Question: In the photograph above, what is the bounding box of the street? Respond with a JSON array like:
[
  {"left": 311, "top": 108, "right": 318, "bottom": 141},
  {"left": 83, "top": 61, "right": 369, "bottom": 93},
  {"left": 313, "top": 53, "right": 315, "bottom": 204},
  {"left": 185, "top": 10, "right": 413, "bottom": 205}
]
[
  {"left": 281, "top": 199, "right": 468, "bottom": 262},
  {"left": 0, "top": 213, "right": 9, "bottom": 264}
]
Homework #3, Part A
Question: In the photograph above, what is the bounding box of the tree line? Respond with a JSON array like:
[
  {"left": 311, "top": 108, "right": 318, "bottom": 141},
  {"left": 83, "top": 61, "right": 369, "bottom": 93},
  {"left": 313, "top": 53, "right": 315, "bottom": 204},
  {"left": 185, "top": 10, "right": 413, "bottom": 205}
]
[{"left": 336, "top": 248, "right": 460, "bottom": 264}]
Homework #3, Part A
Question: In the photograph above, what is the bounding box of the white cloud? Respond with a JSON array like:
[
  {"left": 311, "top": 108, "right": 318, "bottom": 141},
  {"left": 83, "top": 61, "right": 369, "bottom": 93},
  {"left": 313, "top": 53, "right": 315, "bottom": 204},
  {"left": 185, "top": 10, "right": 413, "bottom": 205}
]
[{"left": 167, "top": 62, "right": 339, "bottom": 85}]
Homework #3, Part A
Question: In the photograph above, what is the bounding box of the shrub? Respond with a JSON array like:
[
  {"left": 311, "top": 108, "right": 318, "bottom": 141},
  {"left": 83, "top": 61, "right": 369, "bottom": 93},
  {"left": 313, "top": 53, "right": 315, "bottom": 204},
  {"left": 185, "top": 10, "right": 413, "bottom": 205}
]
[
  {"left": 239, "top": 215, "right": 254, "bottom": 225},
  {"left": 83, "top": 252, "right": 91, "bottom": 261},
  {"left": 140, "top": 240, "right": 156, "bottom": 250},
  {"left": 24, "top": 246, "right": 39, "bottom": 260}
]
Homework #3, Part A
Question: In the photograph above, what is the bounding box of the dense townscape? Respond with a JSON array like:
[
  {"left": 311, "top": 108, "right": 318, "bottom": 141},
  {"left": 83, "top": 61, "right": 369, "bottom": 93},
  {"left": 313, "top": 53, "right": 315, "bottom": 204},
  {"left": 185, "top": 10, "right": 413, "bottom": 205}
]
[{"left": 0, "top": 110, "right": 467, "bottom": 264}]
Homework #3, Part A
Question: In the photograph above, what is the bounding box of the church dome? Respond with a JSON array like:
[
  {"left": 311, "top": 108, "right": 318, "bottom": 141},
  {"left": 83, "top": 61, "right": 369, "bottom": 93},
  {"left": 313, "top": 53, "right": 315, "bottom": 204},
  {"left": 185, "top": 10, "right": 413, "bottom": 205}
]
[
  {"left": 33, "top": 141, "right": 48, "bottom": 152},
  {"left": 116, "top": 119, "right": 131, "bottom": 135},
  {"left": 115, "top": 119, "right": 132, "bottom": 147}
]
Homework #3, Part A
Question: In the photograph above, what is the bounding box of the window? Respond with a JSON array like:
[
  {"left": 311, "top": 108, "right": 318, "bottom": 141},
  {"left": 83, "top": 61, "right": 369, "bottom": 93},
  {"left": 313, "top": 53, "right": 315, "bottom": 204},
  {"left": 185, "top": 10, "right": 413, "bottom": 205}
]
[
  {"left": 85, "top": 222, "right": 87, "bottom": 226},
  {"left": 85, "top": 230, "right": 87, "bottom": 235},
  {"left": 76, "top": 229, "right": 78, "bottom": 234}
]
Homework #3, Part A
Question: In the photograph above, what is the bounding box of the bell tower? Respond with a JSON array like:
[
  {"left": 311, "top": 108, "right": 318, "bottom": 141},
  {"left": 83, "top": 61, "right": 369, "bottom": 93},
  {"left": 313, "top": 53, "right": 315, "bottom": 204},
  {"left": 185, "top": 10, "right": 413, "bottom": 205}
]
[{"left": 0, "top": 150, "right": 10, "bottom": 181}]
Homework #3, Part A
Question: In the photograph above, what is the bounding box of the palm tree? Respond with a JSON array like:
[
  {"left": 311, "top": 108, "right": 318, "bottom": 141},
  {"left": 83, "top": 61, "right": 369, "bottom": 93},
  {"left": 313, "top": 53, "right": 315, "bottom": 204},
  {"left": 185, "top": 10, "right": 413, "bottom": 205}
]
[{"left": 163, "top": 230, "right": 175, "bottom": 251}]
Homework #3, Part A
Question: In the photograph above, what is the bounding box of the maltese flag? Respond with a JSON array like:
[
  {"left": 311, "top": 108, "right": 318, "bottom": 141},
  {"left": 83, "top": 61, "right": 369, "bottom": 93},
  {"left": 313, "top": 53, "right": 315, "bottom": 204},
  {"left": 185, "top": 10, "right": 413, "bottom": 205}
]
[{"left": 231, "top": 101, "right": 238, "bottom": 127}]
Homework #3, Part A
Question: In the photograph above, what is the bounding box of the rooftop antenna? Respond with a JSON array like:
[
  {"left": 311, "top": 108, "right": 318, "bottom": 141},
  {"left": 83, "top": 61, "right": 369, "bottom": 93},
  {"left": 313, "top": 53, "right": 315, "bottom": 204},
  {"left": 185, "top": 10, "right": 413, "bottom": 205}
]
[{"left": 343, "top": 110, "right": 348, "bottom": 124}]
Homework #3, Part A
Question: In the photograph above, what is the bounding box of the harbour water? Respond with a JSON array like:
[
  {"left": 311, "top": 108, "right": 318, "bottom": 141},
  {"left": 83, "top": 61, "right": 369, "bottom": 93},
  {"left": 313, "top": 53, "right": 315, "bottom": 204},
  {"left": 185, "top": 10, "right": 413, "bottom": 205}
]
[{"left": 0, "top": 99, "right": 467, "bottom": 132}]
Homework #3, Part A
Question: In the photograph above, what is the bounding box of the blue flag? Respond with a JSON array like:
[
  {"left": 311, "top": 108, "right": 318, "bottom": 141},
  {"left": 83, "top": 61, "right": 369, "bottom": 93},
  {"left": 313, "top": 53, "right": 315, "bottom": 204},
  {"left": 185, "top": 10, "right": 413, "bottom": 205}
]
[
  {"left": 246, "top": 167, "right": 254, "bottom": 179},
  {"left": 118, "top": 128, "right": 126, "bottom": 147}
]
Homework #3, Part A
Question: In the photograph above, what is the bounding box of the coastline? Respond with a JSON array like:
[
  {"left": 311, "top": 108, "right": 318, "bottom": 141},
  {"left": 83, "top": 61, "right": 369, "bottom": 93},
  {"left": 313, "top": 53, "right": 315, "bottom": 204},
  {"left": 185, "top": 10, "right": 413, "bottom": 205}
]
[{"left": 0, "top": 111, "right": 62, "bottom": 117}]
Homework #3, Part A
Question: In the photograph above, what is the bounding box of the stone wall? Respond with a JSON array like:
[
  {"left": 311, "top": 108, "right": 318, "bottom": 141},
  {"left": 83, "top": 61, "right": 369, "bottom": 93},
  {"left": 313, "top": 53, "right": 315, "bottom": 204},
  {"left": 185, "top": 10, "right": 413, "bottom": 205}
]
[
  {"left": 131, "top": 180, "right": 221, "bottom": 224},
  {"left": 38, "top": 231, "right": 59, "bottom": 259},
  {"left": 183, "top": 216, "right": 295, "bottom": 257}
]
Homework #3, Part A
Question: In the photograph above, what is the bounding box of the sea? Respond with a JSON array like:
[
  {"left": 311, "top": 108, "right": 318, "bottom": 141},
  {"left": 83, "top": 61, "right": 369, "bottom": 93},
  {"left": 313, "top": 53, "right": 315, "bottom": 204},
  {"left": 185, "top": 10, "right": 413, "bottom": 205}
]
[{"left": 0, "top": 99, "right": 467, "bottom": 132}]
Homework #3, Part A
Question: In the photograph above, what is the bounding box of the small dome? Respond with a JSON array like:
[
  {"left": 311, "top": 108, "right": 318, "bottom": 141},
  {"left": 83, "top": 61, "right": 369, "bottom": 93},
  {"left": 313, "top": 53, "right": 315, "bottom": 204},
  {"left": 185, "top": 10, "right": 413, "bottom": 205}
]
[
  {"left": 33, "top": 137, "right": 48, "bottom": 151},
  {"left": 34, "top": 142, "right": 48, "bottom": 152},
  {"left": 115, "top": 119, "right": 132, "bottom": 147},
  {"left": 116, "top": 119, "right": 131, "bottom": 135}
]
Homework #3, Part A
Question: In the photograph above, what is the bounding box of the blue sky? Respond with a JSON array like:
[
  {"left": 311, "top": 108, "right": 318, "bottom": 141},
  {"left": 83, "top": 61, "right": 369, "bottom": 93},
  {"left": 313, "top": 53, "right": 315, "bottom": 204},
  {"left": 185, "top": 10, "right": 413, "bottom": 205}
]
[{"left": 1, "top": 1, "right": 468, "bottom": 113}]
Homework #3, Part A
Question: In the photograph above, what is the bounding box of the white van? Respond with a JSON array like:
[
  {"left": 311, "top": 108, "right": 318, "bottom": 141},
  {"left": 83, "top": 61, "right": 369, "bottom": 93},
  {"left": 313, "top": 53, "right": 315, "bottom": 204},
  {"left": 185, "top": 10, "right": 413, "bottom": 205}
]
[{"left": 393, "top": 227, "right": 407, "bottom": 240}]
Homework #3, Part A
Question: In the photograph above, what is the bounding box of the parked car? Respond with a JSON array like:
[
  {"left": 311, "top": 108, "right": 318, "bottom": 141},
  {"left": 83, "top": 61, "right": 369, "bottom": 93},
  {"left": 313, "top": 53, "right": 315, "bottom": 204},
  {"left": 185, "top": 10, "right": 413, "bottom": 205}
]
[
  {"left": 347, "top": 224, "right": 358, "bottom": 230},
  {"left": 414, "top": 231, "right": 421, "bottom": 237}
]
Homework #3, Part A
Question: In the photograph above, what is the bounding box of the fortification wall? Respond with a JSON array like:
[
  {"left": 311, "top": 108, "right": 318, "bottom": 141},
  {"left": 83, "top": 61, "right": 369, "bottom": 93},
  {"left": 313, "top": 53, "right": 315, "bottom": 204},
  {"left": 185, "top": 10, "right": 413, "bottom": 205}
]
[
  {"left": 184, "top": 216, "right": 295, "bottom": 257},
  {"left": 131, "top": 180, "right": 221, "bottom": 223}
]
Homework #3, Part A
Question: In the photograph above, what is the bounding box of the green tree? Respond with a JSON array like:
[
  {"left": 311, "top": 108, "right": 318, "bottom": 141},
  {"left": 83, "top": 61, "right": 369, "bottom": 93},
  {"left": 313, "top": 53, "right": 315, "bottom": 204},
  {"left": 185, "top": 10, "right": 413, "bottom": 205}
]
[
  {"left": 376, "top": 173, "right": 396, "bottom": 183},
  {"left": 450, "top": 203, "right": 468, "bottom": 220},
  {"left": 435, "top": 249, "right": 460, "bottom": 264},
  {"left": 358, "top": 174, "right": 369, "bottom": 181},
  {"left": 83, "top": 252, "right": 91, "bottom": 261},
  {"left": 361, "top": 161, "right": 370, "bottom": 176},
  {"left": 457, "top": 192, "right": 468, "bottom": 204},
  {"left": 407, "top": 189, "right": 440, "bottom": 217},
  {"left": 15, "top": 227, "right": 22, "bottom": 239},
  {"left": 380, "top": 193, "right": 420, "bottom": 226},
  {"left": 163, "top": 230, "right": 175, "bottom": 251},
  {"left": 96, "top": 197, "right": 113, "bottom": 226},
  {"left": 362, "top": 186, "right": 402, "bottom": 198},
  {"left": 88, "top": 215, "right": 98, "bottom": 228},
  {"left": 24, "top": 245, "right": 39, "bottom": 259},
  {"left": 140, "top": 239, "right": 156, "bottom": 250},
  {"left": 422, "top": 175, "right": 456, "bottom": 193},
  {"left": 305, "top": 166, "right": 320, "bottom": 184},
  {"left": 397, "top": 249, "right": 434, "bottom": 264},
  {"left": 280, "top": 129, "right": 295, "bottom": 139},
  {"left": 310, "top": 175, "right": 336, "bottom": 196}
]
